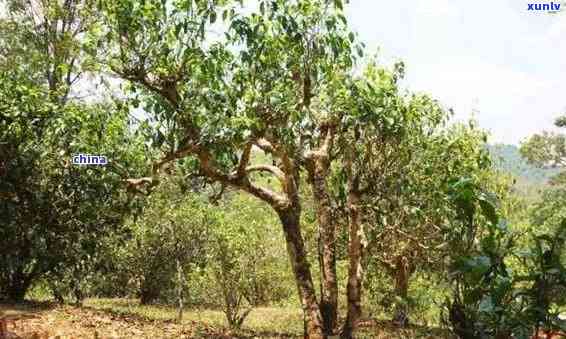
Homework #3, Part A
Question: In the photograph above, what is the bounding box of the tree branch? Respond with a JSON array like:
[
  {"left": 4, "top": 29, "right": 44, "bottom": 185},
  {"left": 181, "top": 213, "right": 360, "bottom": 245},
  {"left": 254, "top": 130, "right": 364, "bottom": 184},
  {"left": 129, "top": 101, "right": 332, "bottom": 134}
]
[
  {"left": 198, "top": 150, "right": 289, "bottom": 209},
  {"left": 244, "top": 164, "right": 285, "bottom": 181},
  {"left": 237, "top": 142, "right": 253, "bottom": 177},
  {"left": 254, "top": 138, "right": 276, "bottom": 155}
]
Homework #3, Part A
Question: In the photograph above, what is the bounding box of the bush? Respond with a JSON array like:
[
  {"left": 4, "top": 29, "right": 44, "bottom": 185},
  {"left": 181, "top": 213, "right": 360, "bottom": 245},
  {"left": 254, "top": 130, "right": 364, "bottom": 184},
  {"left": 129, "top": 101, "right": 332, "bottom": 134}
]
[
  {"left": 444, "top": 178, "right": 566, "bottom": 338},
  {"left": 123, "top": 181, "right": 210, "bottom": 305}
]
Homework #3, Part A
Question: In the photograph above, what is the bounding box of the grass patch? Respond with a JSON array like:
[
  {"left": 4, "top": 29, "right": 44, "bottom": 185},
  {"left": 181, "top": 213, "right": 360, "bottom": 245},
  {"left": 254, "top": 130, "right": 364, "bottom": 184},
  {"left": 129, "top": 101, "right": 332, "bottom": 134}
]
[
  {"left": 85, "top": 298, "right": 452, "bottom": 338},
  {"left": 85, "top": 298, "right": 304, "bottom": 337}
]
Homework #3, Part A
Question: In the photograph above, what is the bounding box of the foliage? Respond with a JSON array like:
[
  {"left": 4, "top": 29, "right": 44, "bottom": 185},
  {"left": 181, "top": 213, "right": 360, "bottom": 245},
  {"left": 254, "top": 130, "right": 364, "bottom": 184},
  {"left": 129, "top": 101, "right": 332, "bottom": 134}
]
[
  {"left": 521, "top": 132, "right": 566, "bottom": 170},
  {"left": 207, "top": 214, "right": 254, "bottom": 328},
  {"left": 0, "top": 0, "right": 147, "bottom": 303},
  {"left": 360, "top": 120, "right": 492, "bottom": 325},
  {"left": 520, "top": 115, "right": 566, "bottom": 186},
  {"left": 96, "top": 0, "right": 390, "bottom": 335},
  {"left": 0, "top": 68, "right": 145, "bottom": 302},
  {"left": 531, "top": 187, "right": 566, "bottom": 233},
  {"left": 120, "top": 180, "right": 211, "bottom": 305},
  {"left": 444, "top": 177, "right": 520, "bottom": 338},
  {"left": 97, "top": 174, "right": 294, "bottom": 329},
  {"left": 444, "top": 177, "right": 566, "bottom": 339},
  {"left": 200, "top": 193, "right": 293, "bottom": 328},
  {"left": 1, "top": 0, "right": 100, "bottom": 103},
  {"left": 515, "top": 223, "right": 566, "bottom": 335},
  {"left": 2, "top": 0, "right": 566, "bottom": 338}
]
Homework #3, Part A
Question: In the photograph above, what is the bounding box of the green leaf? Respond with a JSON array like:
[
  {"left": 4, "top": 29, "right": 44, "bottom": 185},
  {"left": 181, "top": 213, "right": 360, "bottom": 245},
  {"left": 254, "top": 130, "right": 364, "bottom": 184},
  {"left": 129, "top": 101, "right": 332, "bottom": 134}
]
[
  {"left": 478, "top": 296, "right": 494, "bottom": 313},
  {"left": 356, "top": 45, "right": 364, "bottom": 57}
]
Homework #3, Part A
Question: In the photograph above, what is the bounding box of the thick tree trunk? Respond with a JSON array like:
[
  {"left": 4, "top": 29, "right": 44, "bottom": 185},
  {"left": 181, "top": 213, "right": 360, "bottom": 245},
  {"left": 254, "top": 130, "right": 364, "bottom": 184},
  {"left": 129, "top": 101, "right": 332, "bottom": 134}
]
[
  {"left": 449, "top": 301, "right": 475, "bottom": 339},
  {"left": 72, "top": 285, "right": 84, "bottom": 307},
  {"left": 69, "top": 275, "right": 84, "bottom": 306},
  {"left": 277, "top": 209, "right": 325, "bottom": 338},
  {"left": 392, "top": 256, "right": 412, "bottom": 327},
  {"left": 311, "top": 160, "right": 338, "bottom": 334},
  {"left": 1, "top": 272, "right": 32, "bottom": 303},
  {"left": 139, "top": 278, "right": 159, "bottom": 305},
  {"left": 4, "top": 285, "right": 28, "bottom": 303},
  {"left": 341, "top": 188, "right": 365, "bottom": 339},
  {"left": 53, "top": 290, "right": 65, "bottom": 304}
]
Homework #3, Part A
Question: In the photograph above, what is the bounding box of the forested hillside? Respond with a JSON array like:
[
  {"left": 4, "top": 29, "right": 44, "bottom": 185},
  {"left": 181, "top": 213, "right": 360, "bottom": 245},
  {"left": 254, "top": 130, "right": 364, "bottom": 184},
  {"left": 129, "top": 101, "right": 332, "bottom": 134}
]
[{"left": 488, "top": 144, "right": 559, "bottom": 185}]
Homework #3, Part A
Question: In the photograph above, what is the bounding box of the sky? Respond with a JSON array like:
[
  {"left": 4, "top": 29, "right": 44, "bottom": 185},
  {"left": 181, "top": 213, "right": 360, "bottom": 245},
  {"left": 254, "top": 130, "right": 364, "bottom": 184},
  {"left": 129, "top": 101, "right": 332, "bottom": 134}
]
[{"left": 345, "top": 0, "right": 566, "bottom": 145}]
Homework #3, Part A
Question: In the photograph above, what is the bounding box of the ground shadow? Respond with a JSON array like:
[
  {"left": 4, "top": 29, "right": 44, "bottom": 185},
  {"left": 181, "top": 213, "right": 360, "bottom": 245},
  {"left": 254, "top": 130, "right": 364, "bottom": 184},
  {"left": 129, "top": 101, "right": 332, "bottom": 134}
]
[{"left": 0, "top": 300, "right": 56, "bottom": 319}]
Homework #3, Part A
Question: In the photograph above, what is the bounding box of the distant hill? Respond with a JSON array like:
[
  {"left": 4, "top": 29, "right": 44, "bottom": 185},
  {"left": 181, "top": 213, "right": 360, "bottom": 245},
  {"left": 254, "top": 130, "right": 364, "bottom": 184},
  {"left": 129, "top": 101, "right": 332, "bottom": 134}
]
[{"left": 488, "top": 144, "right": 559, "bottom": 185}]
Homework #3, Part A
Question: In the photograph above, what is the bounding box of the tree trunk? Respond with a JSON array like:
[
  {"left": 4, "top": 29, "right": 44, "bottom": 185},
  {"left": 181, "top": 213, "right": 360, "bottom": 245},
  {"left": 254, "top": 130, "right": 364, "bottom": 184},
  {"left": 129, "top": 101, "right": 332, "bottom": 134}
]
[
  {"left": 2, "top": 272, "right": 32, "bottom": 303},
  {"left": 176, "top": 258, "right": 184, "bottom": 321},
  {"left": 277, "top": 208, "right": 325, "bottom": 338},
  {"left": 53, "top": 290, "right": 65, "bottom": 304},
  {"left": 4, "top": 286, "right": 27, "bottom": 303},
  {"left": 392, "top": 256, "right": 412, "bottom": 327},
  {"left": 139, "top": 278, "right": 159, "bottom": 305},
  {"left": 449, "top": 301, "right": 475, "bottom": 339},
  {"left": 311, "top": 159, "right": 338, "bottom": 334},
  {"left": 73, "top": 285, "right": 84, "bottom": 307},
  {"left": 341, "top": 188, "right": 365, "bottom": 339},
  {"left": 70, "top": 276, "right": 84, "bottom": 307}
]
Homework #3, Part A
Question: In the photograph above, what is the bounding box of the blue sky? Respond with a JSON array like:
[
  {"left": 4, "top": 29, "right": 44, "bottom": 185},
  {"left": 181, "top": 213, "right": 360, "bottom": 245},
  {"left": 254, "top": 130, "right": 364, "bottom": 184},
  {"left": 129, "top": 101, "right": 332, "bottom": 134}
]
[{"left": 345, "top": 0, "right": 566, "bottom": 145}]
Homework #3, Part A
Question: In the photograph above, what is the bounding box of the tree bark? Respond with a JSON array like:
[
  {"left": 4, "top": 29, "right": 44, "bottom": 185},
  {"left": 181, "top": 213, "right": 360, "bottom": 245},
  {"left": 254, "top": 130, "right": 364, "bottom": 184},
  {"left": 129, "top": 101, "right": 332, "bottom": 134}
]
[
  {"left": 139, "top": 277, "right": 159, "bottom": 305},
  {"left": 53, "top": 290, "right": 65, "bottom": 304},
  {"left": 2, "top": 272, "right": 32, "bottom": 303},
  {"left": 277, "top": 208, "right": 325, "bottom": 338},
  {"left": 176, "top": 258, "right": 184, "bottom": 321},
  {"left": 310, "top": 159, "right": 338, "bottom": 334},
  {"left": 4, "top": 285, "right": 28, "bottom": 303},
  {"left": 71, "top": 279, "right": 84, "bottom": 307},
  {"left": 341, "top": 187, "right": 365, "bottom": 339},
  {"left": 392, "top": 256, "right": 412, "bottom": 327}
]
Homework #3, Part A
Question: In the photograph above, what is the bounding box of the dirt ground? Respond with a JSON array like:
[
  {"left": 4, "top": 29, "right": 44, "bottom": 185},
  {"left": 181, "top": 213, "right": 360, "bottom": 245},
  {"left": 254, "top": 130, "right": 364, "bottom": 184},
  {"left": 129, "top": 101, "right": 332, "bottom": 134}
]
[
  {"left": 0, "top": 301, "right": 453, "bottom": 339},
  {"left": 0, "top": 302, "right": 233, "bottom": 339}
]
